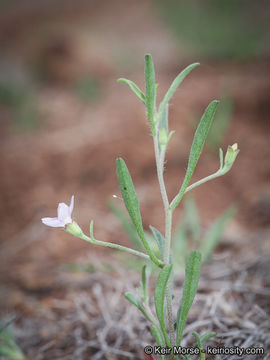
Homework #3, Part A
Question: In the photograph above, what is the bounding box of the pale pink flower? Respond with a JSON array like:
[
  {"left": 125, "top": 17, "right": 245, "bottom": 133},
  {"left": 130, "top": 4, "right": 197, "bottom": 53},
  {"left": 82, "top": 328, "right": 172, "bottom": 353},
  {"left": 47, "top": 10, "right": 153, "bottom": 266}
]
[{"left": 42, "top": 195, "right": 74, "bottom": 228}]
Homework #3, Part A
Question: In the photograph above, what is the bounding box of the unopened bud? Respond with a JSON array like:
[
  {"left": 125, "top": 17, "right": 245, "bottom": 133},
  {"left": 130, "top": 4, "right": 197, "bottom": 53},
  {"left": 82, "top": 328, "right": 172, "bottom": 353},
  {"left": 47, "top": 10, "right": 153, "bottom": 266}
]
[
  {"left": 223, "top": 143, "right": 239, "bottom": 173},
  {"left": 159, "top": 128, "right": 168, "bottom": 147}
]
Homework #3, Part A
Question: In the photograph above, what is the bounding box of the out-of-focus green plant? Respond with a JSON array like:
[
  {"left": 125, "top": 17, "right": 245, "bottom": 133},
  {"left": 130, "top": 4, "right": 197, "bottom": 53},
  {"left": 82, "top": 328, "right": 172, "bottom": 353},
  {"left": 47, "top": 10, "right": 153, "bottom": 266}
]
[
  {"left": 173, "top": 197, "right": 236, "bottom": 269},
  {"left": 0, "top": 80, "right": 40, "bottom": 130},
  {"left": 206, "top": 96, "right": 233, "bottom": 153},
  {"left": 73, "top": 76, "right": 100, "bottom": 103},
  {"left": 157, "top": 0, "right": 269, "bottom": 60},
  {"left": 0, "top": 320, "right": 25, "bottom": 360}
]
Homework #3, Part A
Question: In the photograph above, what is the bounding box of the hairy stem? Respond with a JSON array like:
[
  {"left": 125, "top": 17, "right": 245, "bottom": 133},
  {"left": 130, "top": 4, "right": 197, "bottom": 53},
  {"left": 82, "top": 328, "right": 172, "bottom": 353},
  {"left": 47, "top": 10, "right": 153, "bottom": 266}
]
[
  {"left": 153, "top": 127, "right": 175, "bottom": 350},
  {"left": 77, "top": 233, "right": 150, "bottom": 260}
]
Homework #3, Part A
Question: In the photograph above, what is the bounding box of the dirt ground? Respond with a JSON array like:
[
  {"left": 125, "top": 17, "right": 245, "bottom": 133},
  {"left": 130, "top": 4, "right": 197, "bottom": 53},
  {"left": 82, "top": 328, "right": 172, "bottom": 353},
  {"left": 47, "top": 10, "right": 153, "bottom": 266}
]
[{"left": 0, "top": 1, "right": 269, "bottom": 359}]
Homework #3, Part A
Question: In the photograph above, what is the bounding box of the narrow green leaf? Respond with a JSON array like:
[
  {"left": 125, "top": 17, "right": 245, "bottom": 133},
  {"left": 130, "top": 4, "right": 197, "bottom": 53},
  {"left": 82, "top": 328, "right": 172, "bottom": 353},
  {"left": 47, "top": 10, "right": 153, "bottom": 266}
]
[
  {"left": 192, "top": 331, "right": 216, "bottom": 354},
  {"left": 0, "top": 322, "right": 25, "bottom": 360},
  {"left": 116, "top": 158, "right": 162, "bottom": 267},
  {"left": 200, "top": 206, "right": 236, "bottom": 262},
  {"left": 144, "top": 54, "right": 156, "bottom": 134},
  {"left": 192, "top": 332, "right": 202, "bottom": 348},
  {"left": 125, "top": 292, "right": 152, "bottom": 322},
  {"left": 108, "top": 200, "right": 143, "bottom": 251},
  {"left": 117, "top": 78, "right": 146, "bottom": 104},
  {"left": 0, "top": 344, "right": 25, "bottom": 360},
  {"left": 200, "top": 332, "right": 216, "bottom": 344},
  {"left": 176, "top": 251, "right": 201, "bottom": 346},
  {"left": 154, "top": 264, "right": 173, "bottom": 347},
  {"left": 171, "top": 100, "right": 219, "bottom": 210},
  {"left": 158, "top": 63, "right": 200, "bottom": 119},
  {"left": 141, "top": 265, "right": 148, "bottom": 304},
  {"left": 149, "top": 225, "right": 165, "bottom": 260},
  {"left": 184, "top": 197, "right": 201, "bottom": 243},
  {"left": 150, "top": 325, "right": 165, "bottom": 359},
  {"left": 159, "top": 103, "right": 169, "bottom": 134}
]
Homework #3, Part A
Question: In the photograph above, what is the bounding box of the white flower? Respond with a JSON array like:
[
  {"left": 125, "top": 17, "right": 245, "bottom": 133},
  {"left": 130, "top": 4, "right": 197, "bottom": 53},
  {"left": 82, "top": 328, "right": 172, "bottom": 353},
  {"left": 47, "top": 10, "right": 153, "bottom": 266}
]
[{"left": 42, "top": 195, "right": 74, "bottom": 228}]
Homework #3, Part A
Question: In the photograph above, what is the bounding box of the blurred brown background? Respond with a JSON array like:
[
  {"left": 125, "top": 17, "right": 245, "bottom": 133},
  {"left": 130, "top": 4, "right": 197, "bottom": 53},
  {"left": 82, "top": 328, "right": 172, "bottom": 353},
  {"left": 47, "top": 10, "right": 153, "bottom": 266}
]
[{"left": 0, "top": 1, "right": 270, "bottom": 359}]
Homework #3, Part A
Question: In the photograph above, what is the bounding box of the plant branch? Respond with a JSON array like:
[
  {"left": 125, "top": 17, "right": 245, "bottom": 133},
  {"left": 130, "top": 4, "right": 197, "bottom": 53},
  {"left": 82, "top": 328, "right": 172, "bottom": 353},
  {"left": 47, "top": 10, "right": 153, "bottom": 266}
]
[{"left": 74, "top": 233, "right": 150, "bottom": 260}]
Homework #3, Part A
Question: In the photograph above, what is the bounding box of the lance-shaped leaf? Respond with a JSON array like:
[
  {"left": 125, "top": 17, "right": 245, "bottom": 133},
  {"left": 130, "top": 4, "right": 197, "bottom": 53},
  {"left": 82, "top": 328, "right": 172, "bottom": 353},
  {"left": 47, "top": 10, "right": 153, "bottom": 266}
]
[
  {"left": 125, "top": 292, "right": 152, "bottom": 322},
  {"left": 141, "top": 265, "right": 149, "bottom": 304},
  {"left": 171, "top": 100, "right": 219, "bottom": 210},
  {"left": 199, "top": 332, "right": 216, "bottom": 344},
  {"left": 150, "top": 325, "right": 165, "bottom": 360},
  {"left": 149, "top": 225, "right": 165, "bottom": 261},
  {"left": 154, "top": 264, "right": 173, "bottom": 347},
  {"left": 184, "top": 197, "right": 201, "bottom": 243},
  {"left": 158, "top": 63, "right": 200, "bottom": 119},
  {"left": 192, "top": 331, "right": 202, "bottom": 349},
  {"left": 0, "top": 322, "right": 25, "bottom": 360},
  {"left": 117, "top": 78, "right": 146, "bottom": 104},
  {"left": 199, "top": 206, "right": 236, "bottom": 262},
  {"left": 192, "top": 331, "right": 216, "bottom": 359},
  {"left": 176, "top": 251, "right": 201, "bottom": 346},
  {"left": 193, "top": 331, "right": 216, "bottom": 348},
  {"left": 144, "top": 54, "right": 156, "bottom": 134},
  {"left": 116, "top": 158, "right": 162, "bottom": 267},
  {"left": 159, "top": 103, "right": 169, "bottom": 134}
]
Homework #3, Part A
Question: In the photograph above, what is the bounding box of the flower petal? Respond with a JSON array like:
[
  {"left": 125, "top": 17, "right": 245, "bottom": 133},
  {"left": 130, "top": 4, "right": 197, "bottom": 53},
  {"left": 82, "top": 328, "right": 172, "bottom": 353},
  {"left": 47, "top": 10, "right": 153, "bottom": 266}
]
[
  {"left": 42, "top": 217, "right": 64, "bottom": 227},
  {"left": 69, "top": 195, "right": 74, "bottom": 215},
  {"left": 58, "top": 202, "right": 70, "bottom": 222}
]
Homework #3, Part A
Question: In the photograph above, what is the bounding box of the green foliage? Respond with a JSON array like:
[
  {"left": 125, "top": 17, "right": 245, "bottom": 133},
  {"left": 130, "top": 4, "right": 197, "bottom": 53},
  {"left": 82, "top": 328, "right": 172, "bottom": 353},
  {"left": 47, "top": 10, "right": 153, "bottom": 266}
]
[
  {"left": 110, "top": 195, "right": 235, "bottom": 271},
  {"left": 144, "top": 54, "right": 156, "bottom": 133},
  {"left": 199, "top": 206, "right": 236, "bottom": 261},
  {"left": 0, "top": 321, "right": 25, "bottom": 360},
  {"left": 154, "top": 265, "right": 173, "bottom": 346},
  {"left": 172, "top": 197, "right": 236, "bottom": 269},
  {"left": 207, "top": 96, "right": 233, "bottom": 152},
  {"left": 116, "top": 158, "right": 162, "bottom": 267},
  {"left": 118, "top": 78, "right": 145, "bottom": 104},
  {"left": 158, "top": 62, "right": 199, "bottom": 118},
  {"left": 156, "top": 0, "right": 269, "bottom": 60},
  {"left": 192, "top": 331, "right": 216, "bottom": 359},
  {"left": 149, "top": 226, "right": 166, "bottom": 261},
  {"left": 0, "top": 80, "right": 40, "bottom": 130},
  {"left": 176, "top": 251, "right": 201, "bottom": 346},
  {"left": 184, "top": 196, "right": 200, "bottom": 243},
  {"left": 150, "top": 325, "right": 165, "bottom": 359},
  {"left": 171, "top": 100, "right": 219, "bottom": 210},
  {"left": 116, "top": 158, "right": 145, "bottom": 242},
  {"left": 141, "top": 265, "right": 149, "bottom": 304},
  {"left": 125, "top": 293, "right": 152, "bottom": 322}
]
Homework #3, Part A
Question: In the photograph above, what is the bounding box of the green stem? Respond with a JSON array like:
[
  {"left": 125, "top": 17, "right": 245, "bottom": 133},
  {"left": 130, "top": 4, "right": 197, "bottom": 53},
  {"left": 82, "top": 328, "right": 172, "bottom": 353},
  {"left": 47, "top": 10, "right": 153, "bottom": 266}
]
[
  {"left": 184, "top": 170, "right": 222, "bottom": 194},
  {"left": 154, "top": 136, "right": 170, "bottom": 216},
  {"left": 170, "top": 169, "right": 224, "bottom": 210},
  {"left": 200, "top": 350, "right": 206, "bottom": 360},
  {"left": 77, "top": 233, "right": 150, "bottom": 260},
  {"left": 153, "top": 127, "right": 175, "bottom": 351}
]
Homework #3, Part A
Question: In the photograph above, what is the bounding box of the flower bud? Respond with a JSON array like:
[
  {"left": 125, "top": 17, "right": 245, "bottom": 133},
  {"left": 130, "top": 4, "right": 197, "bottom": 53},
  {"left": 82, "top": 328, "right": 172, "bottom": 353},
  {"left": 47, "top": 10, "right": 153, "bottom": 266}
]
[
  {"left": 159, "top": 128, "right": 168, "bottom": 147},
  {"left": 65, "top": 221, "right": 83, "bottom": 237},
  {"left": 223, "top": 143, "right": 239, "bottom": 173}
]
